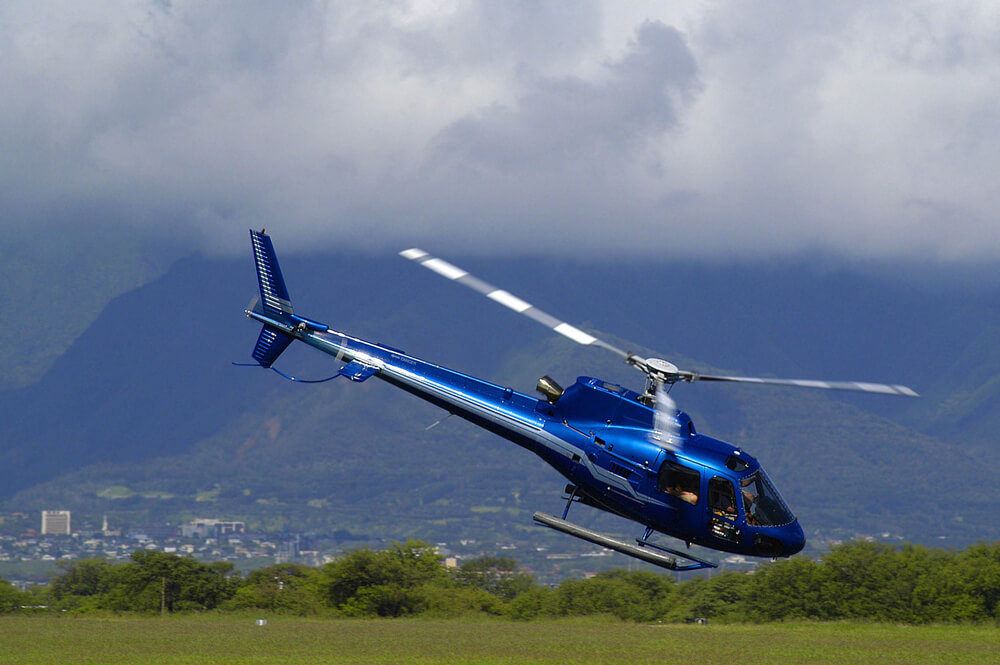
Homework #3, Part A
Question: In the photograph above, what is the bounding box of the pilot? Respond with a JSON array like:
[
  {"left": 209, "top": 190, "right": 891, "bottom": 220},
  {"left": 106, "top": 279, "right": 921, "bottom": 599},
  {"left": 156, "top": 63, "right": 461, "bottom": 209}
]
[
  {"left": 712, "top": 492, "right": 737, "bottom": 516},
  {"left": 741, "top": 476, "right": 759, "bottom": 525}
]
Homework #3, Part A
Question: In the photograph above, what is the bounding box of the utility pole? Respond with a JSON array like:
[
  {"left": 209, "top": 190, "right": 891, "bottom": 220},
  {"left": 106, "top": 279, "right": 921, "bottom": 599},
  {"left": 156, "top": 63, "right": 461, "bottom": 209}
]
[{"left": 161, "top": 576, "right": 166, "bottom": 616}]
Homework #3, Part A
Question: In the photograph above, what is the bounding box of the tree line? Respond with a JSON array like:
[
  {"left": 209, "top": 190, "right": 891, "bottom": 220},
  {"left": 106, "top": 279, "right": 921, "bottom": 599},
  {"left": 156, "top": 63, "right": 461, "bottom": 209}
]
[{"left": 2, "top": 540, "right": 1000, "bottom": 623}]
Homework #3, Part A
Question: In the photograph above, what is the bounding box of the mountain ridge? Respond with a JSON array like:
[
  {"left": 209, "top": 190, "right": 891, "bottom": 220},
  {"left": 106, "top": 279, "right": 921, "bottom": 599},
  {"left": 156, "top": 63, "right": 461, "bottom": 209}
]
[{"left": 2, "top": 250, "right": 998, "bottom": 554}]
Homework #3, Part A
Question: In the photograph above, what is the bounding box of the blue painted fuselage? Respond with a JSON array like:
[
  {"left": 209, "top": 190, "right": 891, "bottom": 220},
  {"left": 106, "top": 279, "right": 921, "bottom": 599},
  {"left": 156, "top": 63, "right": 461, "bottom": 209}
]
[{"left": 248, "top": 303, "right": 805, "bottom": 559}]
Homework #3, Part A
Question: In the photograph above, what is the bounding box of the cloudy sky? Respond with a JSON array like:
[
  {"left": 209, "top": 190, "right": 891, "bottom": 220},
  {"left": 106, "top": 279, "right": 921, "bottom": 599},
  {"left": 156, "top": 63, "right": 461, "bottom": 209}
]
[{"left": 2, "top": 1, "right": 998, "bottom": 261}]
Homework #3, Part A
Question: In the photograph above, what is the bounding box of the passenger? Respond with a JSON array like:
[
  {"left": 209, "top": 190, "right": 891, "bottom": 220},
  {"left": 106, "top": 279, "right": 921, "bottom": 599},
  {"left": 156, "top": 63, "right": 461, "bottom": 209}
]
[
  {"left": 667, "top": 485, "right": 698, "bottom": 505},
  {"left": 712, "top": 493, "right": 737, "bottom": 516}
]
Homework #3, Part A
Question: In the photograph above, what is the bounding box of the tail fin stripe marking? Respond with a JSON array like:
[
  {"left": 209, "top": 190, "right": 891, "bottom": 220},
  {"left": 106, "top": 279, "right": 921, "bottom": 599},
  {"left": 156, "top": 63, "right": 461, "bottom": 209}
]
[{"left": 250, "top": 231, "right": 294, "bottom": 315}]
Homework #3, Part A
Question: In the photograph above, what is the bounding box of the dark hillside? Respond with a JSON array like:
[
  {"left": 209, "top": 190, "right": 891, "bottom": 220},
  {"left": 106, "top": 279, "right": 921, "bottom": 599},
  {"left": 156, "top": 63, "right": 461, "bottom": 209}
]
[{"left": 1, "top": 250, "right": 998, "bottom": 550}]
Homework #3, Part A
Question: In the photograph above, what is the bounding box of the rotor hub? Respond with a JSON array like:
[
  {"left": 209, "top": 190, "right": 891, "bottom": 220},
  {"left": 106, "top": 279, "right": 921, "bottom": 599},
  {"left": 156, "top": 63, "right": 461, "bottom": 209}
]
[
  {"left": 637, "top": 357, "right": 681, "bottom": 396},
  {"left": 645, "top": 358, "right": 679, "bottom": 376}
]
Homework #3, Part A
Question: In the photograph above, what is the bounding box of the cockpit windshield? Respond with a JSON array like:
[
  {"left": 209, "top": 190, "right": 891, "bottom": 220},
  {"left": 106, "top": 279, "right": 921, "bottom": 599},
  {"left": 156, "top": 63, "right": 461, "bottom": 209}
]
[{"left": 739, "top": 470, "right": 794, "bottom": 527}]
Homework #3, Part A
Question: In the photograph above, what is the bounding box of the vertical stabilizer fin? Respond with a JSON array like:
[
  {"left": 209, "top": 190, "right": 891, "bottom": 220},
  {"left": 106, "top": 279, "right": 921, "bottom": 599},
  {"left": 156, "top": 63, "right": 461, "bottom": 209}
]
[
  {"left": 250, "top": 229, "right": 294, "bottom": 316},
  {"left": 247, "top": 229, "right": 297, "bottom": 368}
]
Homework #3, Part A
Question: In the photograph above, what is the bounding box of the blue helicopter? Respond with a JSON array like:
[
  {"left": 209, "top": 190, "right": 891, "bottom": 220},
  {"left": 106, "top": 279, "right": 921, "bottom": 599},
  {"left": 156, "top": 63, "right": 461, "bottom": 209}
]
[{"left": 242, "top": 230, "right": 918, "bottom": 571}]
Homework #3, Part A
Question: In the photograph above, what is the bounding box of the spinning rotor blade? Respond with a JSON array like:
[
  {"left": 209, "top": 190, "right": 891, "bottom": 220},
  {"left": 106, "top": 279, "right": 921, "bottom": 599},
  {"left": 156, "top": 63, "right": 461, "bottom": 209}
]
[
  {"left": 681, "top": 373, "right": 919, "bottom": 397},
  {"left": 650, "top": 383, "right": 682, "bottom": 450},
  {"left": 400, "top": 248, "right": 919, "bottom": 399},
  {"left": 400, "top": 248, "right": 630, "bottom": 360}
]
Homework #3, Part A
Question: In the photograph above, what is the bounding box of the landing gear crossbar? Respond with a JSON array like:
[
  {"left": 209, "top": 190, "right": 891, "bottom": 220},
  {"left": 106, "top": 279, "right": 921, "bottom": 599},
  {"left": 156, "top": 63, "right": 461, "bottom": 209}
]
[
  {"left": 532, "top": 512, "right": 716, "bottom": 572},
  {"left": 634, "top": 535, "right": 717, "bottom": 572}
]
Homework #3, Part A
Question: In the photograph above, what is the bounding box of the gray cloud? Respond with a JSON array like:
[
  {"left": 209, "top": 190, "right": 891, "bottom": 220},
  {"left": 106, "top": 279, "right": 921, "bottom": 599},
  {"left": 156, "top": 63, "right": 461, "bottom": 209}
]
[
  {"left": 432, "top": 22, "right": 697, "bottom": 168},
  {"left": 1, "top": 1, "right": 998, "bottom": 261},
  {"left": 395, "top": 21, "right": 700, "bottom": 249}
]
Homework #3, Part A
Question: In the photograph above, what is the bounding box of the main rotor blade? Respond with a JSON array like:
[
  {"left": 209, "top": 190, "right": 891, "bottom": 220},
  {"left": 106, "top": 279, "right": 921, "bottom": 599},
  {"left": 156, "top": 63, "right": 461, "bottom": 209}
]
[
  {"left": 687, "top": 373, "right": 919, "bottom": 397},
  {"left": 400, "top": 248, "right": 630, "bottom": 360},
  {"left": 400, "top": 248, "right": 919, "bottom": 399}
]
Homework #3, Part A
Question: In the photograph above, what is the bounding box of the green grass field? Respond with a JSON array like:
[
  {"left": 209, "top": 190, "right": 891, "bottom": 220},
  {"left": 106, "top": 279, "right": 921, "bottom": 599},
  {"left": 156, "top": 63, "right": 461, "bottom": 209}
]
[{"left": 0, "top": 616, "right": 997, "bottom": 665}]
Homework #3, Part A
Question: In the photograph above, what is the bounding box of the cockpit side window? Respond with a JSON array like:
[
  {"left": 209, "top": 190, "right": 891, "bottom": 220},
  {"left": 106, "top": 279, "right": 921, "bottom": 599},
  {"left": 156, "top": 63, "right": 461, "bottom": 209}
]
[
  {"left": 658, "top": 461, "right": 700, "bottom": 505},
  {"left": 740, "top": 471, "right": 795, "bottom": 527},
  {"left": 708, "top": 477, "right": 738, "bottom": 517}
]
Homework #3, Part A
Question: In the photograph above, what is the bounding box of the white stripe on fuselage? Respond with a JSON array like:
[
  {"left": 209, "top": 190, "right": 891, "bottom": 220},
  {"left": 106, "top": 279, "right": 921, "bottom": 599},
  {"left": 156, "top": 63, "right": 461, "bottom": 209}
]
[{"left": 303, "top": 329, "right": 664, "bottom": 511}]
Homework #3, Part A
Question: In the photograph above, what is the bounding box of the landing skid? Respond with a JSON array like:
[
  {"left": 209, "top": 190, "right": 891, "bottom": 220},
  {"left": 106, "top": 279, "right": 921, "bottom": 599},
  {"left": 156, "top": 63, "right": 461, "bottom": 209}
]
[{"left": 532, "top": 512, "right": 717, "bottom": 572}]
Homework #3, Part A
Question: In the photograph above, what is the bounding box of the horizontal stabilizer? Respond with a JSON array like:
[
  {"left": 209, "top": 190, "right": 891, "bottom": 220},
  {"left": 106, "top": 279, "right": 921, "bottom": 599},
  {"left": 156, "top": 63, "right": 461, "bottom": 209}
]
[{"left": 252, "top": 326, "right": 295, "bottom": 368}]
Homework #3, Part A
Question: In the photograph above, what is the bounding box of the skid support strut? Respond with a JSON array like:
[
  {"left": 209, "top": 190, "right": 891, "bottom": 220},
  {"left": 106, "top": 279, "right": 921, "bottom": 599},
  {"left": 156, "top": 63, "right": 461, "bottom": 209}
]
[
  {"left": 561, "top": 485, "right": 578, "bottom": 520},
  {"left": 539, "top": 487, "right": 717, "bottom": 571},
  {"left": 636, "top": 531, "right": 717, "bottom": 572}
]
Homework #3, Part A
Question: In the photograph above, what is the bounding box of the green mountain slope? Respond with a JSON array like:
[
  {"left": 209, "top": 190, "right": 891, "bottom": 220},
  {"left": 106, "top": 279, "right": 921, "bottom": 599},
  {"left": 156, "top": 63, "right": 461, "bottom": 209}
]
[
  {"left": 0, "top": 225, "right": 179, "bottom": 388},
  {"left": 916, "top": 323, "right": 1000, "bottom": 450},
  {"left": 3, "top": 249, "right": 999, "bottom": 572},
  {"left": 9, "top": 335, "right": 995, "bottom": 556}
]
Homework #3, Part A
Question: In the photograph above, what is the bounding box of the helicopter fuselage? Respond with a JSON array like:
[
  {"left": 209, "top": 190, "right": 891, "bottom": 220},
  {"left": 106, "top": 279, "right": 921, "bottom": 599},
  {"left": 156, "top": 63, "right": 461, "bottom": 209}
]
[{"left": 247, "top": 305, "right": 806, "bottom": 560}]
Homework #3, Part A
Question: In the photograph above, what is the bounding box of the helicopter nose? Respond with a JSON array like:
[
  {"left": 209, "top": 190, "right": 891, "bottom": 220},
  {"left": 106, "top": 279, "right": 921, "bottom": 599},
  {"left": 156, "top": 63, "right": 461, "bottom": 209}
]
[
  {"left": 785, "top": 520, "right": 806, "bottom": 556},
  {"left": 752, "top": 520, "right": 805, "bottom": 557}
]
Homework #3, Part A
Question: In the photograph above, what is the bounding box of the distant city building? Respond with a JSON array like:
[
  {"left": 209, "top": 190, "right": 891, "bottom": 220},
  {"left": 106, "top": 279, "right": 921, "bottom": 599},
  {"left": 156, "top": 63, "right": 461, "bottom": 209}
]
[
  {"left": 275, "top": 536, "right": 300, "bottom": 564},
  {"left": 181, "top": 518, "right": 245, "bottom": 539},
  {"left": 101, "top": 515, "right": 122, "bottom": 537},
  {"left": 41, "top": 510, "right": 71, "bottom": 535}
]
